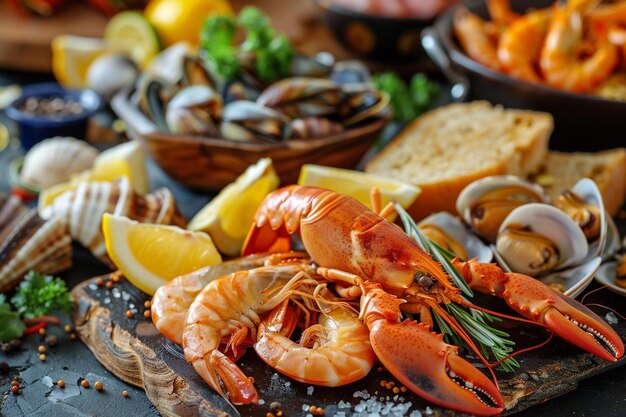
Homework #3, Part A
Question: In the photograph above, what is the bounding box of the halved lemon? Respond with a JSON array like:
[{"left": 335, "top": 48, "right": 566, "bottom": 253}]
[
  {"left": 187, "top": 158, "right": 279, "bottom": 256},
  {"left": 51, "top": 35, "right": 110, "bottom": 88},
  {"left": 89, "top": 141, "right": 149, "bottom": 194},
  {"left": 298, "top": 164, "right": 421, "bottom": 212},
  {"left": 104, "top": 11, "right": 161, "bottom": 69},
  {"left": 103, "top": 214, "right": 222, "bottom": 295}
]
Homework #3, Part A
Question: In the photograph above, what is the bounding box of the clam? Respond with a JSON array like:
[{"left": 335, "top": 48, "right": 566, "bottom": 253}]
[
  {"left": 595, "top": 260, "right": 626, "bottom": 296},
  {"left": 166, "top": 85, "right": 222, "bottom": 136},
  {"left": 456, "top": 176, "right": 548, "bottom": 243},
  {"left": 339, "top": 84, "right": 392, "bottom": 126},
  {"left": 220, "top": 100, "right": 291, "bottom": 142},
  {"left": 553, "top": 178, "right": 607, "bottom": 259},
  {"left": 256, "top": 77, "right": 344, "bottom": 119},
  {"left": 0, "top": 202, "right": 72, "bottom": 293},
  {"left": 20, "top": 137, "right": 98, "bottom": 189},
  {"left": 290, "top": 117, "right": 343, "bottom": 139},
  {"left": 603, "top": 216, "right": 621, "bottom": 261},
  {"left": 418, "top": 212, "right": 492, "bottom": 262},
  {"left": 495, "top": 204, "right": 588, "bottom": 276}
]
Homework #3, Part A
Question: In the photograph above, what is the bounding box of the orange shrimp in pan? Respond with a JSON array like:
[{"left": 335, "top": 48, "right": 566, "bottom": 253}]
[
  {"left": 540, "top": 2, "right": 619, "bottom": 92},
  {"left": 453, "top": 7, "right": 501, "bottom": 70}
]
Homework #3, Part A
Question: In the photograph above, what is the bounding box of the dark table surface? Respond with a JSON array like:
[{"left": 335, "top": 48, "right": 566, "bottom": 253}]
[{"left": 1, "top": 69, "right": 626, "bottom": 417}]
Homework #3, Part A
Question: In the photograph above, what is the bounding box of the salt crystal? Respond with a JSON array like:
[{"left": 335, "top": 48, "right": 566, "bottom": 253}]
[
  {"left": 129, "top": 303, "right": 135, "bottom": 309},
  {"left": 103, "top": 297, "right": 111, "bottom": 304},
  {"left": 393, "top": 394, "right": 398, "bottom": 401},
  {"left": 307, "top": 386, "right": 314, "bottom": 395},
  {"left": 88, "top": 283, "right": 98, "bottom": 291},
  {"left": 122, "top": 291, "right": 130, "bottom": 301},
  {"left": 258, "top": 399, "right": 265, "bottom": 405},
  {"left": 409, "top": 410, "right": 423, "bottom": 417},
  {"left": 302, "top": 404, "right": 310, "bottom": 411},
  {"left": 284, "top": 381, "right": 290, "bottom": 387},
  {"left": 337, "top": 400, "right": 351, "bottom": 408},
  {"left": 41, "top": 376, "right": 54, "bottom": 388},
  {"left": 606, "top": 312, "right": 618, "bottom": 325},
  {"left": 425, "top": 406, "right": 433, "bottom": 415},
  {"left": 112, "top": 288, "right": 121, "bottom": 298},
  {"left": 333, "top": 412, "right": 346, "bottom": 417}
]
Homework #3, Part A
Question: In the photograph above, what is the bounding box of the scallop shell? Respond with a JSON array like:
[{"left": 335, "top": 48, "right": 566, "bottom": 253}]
[
  {"left": 20, "top": 137, "right": 98, "bottom": 189},
  {"left": 418, "top": 212, "right": 492, "bottom": 263},
  {"left": 129, "top": 187, "right": 187, "bottom": 228},
  {"left": 495, "top": 203, "right": 589, "bottom": 276},
  {"left": 0, "top": 209, "right": 72, "bottom": 293},
  {"left": 0, "top": 193, "right": 27, "bottom": 241}
]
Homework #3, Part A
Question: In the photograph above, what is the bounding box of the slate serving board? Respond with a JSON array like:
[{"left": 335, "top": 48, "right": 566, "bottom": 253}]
[{"left": 70, "top": 273, "right": 626, "bottom": 417}]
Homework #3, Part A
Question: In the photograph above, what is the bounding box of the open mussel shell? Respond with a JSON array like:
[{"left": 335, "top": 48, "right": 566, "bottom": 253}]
[
  {"left": 339, "top": 85, "right": 392, "bottom": 126},
  {"left": 456, "top": 175, "right": 549, "bottom": 243},
  {"left": 495, "top": 203, "right": 589, "bottom": 276},
  {"left": 539, "top": 256, "right": 602, "bottom": 298},
  {"left": 290, "top": 54, "right": 333, "bottom": 78},
  {"left": 595, "top": 261, "right": 626, "bottom": 297},
  {"left": 221, "top": 78, "right": 260, "bottom": 105},
  {"left": 181, "top": 54, "right": 218, "bottom": 89},
  {"left": 257, "top": 77, "right": 344, "bottom": 119},
  {"left": 554, "top": 178, "right": 607, "bottom": 260},
  {"left": 144, "top": 42, "right": 192, "bottom": 86},
  {"left": 220, "top": 100, "right": 291, "bottom": 143},
  {"left": 134, "top": 74, "right": 176, "bottom": 131},
  {"left": 330, "top": 60, "right": 371, "bottom": 85},
  {"left": 418, "top": 212, "right": 492, "bottom": 263},
  {"left": 290, "top": 117, "right": 343, "bottom": 139},
  {"left": 166, "top": 85, "right": 222, "bottom": 136},
  {"left": 603, "top": 216, "right": 621, "bottom": 261}
]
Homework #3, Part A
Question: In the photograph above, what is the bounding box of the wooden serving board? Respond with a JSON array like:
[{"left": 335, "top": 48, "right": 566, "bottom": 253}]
[
  {"left": 71, "top": 273, "right": 626, "bottom": 417},
  {"left": 0, "top": 2, "right": 107, "bottom": 72}
]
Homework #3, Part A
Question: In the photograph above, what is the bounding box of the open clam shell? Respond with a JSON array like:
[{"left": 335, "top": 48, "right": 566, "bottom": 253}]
[
  {"left": 554, "top": 178, "right": 607, "bottom": 260},
  {"left": 418, "top": 212, "right": 492, "bottom": 263},
  {"left": 539, "top": 256, "right": 602, "bottom": 298},
  {"left": 595, "top": 261, "right": 626, "bottom": 297},
  {"left": 603, "top": 216, "right": 622, "bottom": 261},
  {"left": 495, "top": 203, "right": 588, "bottom": 276},
  {"left": 456, "top": 175, "right": 548, "bottom": 243}
]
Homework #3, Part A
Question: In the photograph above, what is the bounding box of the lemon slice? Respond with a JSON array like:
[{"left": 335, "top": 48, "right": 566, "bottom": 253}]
[
  {"left": 89, "top": 141, "right": 149, "bottom": 194},
  {"left": 104, "top": 11, "right": 161, "bottom": 69},
  {"left": 52, "top": 35, "right": 110, "bottom": 88},
  {"left": 103, "top": 214, "right": 222, "bottom": 295},
  {"left": 188, "top": 158, "right": 279, "bottom": 256},
  {"left": 298, "top": 164, "right": 421, "bottom": 212}
]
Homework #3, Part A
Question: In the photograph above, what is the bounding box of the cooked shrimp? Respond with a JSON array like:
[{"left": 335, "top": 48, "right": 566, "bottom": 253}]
[
  {"left": 151, "top": 253, "right": 307, "bottom": 344},
  {"left": 498, "top": 8, "right": 553, "bottom": 83},
  {"left": 540, "top": 4, "right": 619, "bottom": 92},
  {"left": 453, "top": 7, "right": 501, "bottom": 70},
  {"left": 182, "top": 262, "right": 317, "bottom": 404},
  {"left": 255, "top": 302, "right": 375, "bottom": 386},
  {"left": 487, "top": 0, "right": 520, "bottom": 26}
]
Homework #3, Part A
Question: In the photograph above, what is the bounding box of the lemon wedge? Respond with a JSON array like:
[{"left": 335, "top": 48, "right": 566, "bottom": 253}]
[
  {"left": 104, "top": 11, "right": 161, "bottom": 69},
  {"left": 298, "top": 164, "right": 421, "bottom": 212},
  {"left": 187, "top": 158, "right": 279, "bottom": 256},
  {"left": 89, "top": 141, "right": 149, "bottom": 194},
  {"left": 52, "top": 35, "right": 110, "bottom": 88},
  {"left": 103, "top": 214, "right": 222, "bottom": 295}
]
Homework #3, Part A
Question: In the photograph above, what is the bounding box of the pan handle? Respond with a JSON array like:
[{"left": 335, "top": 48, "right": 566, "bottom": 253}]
[{"left": 421, "top": 27, "right": 469, "bottom": 102}]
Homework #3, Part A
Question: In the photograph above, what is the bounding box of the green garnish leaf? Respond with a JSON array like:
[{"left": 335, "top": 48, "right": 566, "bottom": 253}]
[
  {"left": 11, "top": 271, "right": 73, "bottom": 319},
  {"left": 0, "top": 294, "right": 25, "bottom": 342},
  {"left": 395, "top": 204, "right": 518, "bottom": 371},
  {"left": 201, "top": 6, "right": 294, "bottom": 84},
  {"left": 372, "top": 72, "right": 439, "bottom": 122}
]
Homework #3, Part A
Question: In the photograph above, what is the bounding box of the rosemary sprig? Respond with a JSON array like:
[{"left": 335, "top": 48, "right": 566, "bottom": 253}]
[{"left": 395, "top": 204, "right": 519, "bottom": 371}]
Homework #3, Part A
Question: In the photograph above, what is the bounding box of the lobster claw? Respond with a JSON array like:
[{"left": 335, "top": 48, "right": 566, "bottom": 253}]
[
  {"left": 543, "top": 290, "right": 624, "bottom": 362},
  {"left": 368, "top": 319, "right": 504, "bottom": 416}
]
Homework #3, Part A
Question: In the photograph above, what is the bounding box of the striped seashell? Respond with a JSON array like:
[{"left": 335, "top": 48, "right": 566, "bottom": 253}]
[{"left": 0, "top": 209, "right": 72, "bottom": 293}]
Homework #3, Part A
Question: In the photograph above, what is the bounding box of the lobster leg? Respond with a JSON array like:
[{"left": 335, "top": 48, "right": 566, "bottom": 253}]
[
  {"left": 455, "top": 260, "right": 625, "bottom": 361},
  {"left": 317, "top": 267, "right": 504, "bottom": 416}
]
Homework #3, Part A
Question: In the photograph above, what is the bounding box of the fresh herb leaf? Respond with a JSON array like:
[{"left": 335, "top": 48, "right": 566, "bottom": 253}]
[
  {"left": 372, "top": 72, "right": 439, "bottom": 123},
  {"left": 11, "top": 271, "right": 73, "bottom": 319},
  {"left": 395, "top": 204, "right": 518, "bottom": 371},
  {"left": 0, "top": 295, "right": 25, "bottom": 342},
  {"left": 200, "top": 14, "right": 240, "bottom": 79}
]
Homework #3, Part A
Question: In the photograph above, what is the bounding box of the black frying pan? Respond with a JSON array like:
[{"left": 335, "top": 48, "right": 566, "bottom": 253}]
[{"left": 422, "top": 0, "right": 626, "bottom": 151}]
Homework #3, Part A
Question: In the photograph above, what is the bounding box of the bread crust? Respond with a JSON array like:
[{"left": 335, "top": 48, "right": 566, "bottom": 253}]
[{"left": 365, "top": 101, "right": 553, "bottom": 219}]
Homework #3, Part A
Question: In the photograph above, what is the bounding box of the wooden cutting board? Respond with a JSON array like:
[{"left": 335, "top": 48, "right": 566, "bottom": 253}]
[
  {"left": 0, "top": 2, "right": 107, "bottom": 72},
  {"left": 71, "top": 273, "right": 626, "bottom": 417}
]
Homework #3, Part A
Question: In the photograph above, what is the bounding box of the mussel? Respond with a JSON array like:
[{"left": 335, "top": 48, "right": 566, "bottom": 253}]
[
  {"left": 256, "top": 77, "right": 344, "bottom": 119},
  {"left": 290, "top": 117, "right": 343, "bottom": 139},
  {"left": 330, "top": 60, "right": 371, "bottom": 85},
  {"left": 290, "top": 54, "right": 333, "bottom": 78},
  {"left": 220, "top": 100, "right": 291, "bottom": 142},
  {"left": 181, "top": 54, "right": 218, "bottom": 89},
  {"left": 339, "top": 84, "right": 392, "bottom": 126},
  {"left": 166, "top": 86, "right": 222, "bottom": 136},
  {"left": 134, "top": 74, "right": 177, "bottom": 131},
  {"left": 456, "top": 176, "right": 548, "bottom": 243}
]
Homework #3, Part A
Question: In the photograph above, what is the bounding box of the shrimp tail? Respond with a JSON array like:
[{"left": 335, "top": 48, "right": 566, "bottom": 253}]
[{"left": 210, "top": 350, "right": 259, "bottom": 405}]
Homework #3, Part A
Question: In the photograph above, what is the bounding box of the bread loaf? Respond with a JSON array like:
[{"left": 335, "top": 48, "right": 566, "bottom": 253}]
[
  {"left": 531, "top": 149, "right": 626, "bottom": 216},
  {"left": 365, "top": 101, "right": 553, "bottom": 220}
]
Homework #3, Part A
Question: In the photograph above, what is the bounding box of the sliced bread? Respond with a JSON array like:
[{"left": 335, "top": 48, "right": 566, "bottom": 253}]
[
  {"left": 531, "top": 149, "right": 626, "bottom": 216},
  {"left": 365, "top": 101, "right": 553, "bottom": 220}
]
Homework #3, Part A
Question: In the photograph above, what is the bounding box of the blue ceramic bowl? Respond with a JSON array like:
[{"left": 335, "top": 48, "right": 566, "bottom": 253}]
[{"left": 5, "top": 83, "right": 102, "bottom": 150}]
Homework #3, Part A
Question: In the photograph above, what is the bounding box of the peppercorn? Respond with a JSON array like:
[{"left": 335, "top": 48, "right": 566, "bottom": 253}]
[
  {"left": 70, "top": 333, "right": 77, "bottom": 341},
  {"left": 81, "top": 380, "right": 89, "bottom": 388},
  {"left": 38, "top": 345, "right": 46, "bottom": 353},
  {"left": 39, "top": 354, "right": 46, "bottom": 362},
  {"left": 58, "top": 379, "right": 65, "bottom": 388},
  {"left": 126, "top": 310, "right": 134, "bottom": 319},
  {"left": 122, "top": 390, "right": 129, "bottom": 397},
  {"left": 38, "top": 327, "right": 46, "bottom": 336},
  {"left": 105, "top": 281, "right": 114, "bottom": 290},
  {"left": 96, "top": 277, "right": 105, "bottom": 287},
  {"left": 95, "top": 381, "right": 103, "bottom": 391},
  {"left": 10, "top": 385, "right": 19, "bottom": 395},
  {"left": 144, "top": 300, "right": 151, "bottom": 309},
  {"left": 143, "top": 310, "right": 151, "bottom": 318},
  {"left": 64, "top": 324, "right": 72, "bottom": 333},
  {"left": 46, "top": 335, "right": 58, "bottom": 346},
  {"left": 111, "top": 273, "right": 121, "bottom": 283}
]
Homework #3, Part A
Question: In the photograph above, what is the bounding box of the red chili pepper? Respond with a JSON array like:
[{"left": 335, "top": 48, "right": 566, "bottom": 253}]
[
  {"left": 11, "top": 187, "right": 35, "bottom": 202},
  {"left": 23, "top": 316, "right": 61, "bottom": 326},
  {"left": 24, "top": 321, "right": 47, "bottom": 335}
]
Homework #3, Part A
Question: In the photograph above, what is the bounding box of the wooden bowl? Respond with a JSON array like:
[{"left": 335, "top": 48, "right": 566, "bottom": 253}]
[{"left": 111, "top": 89, "right": 389, "bottom": 191}]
